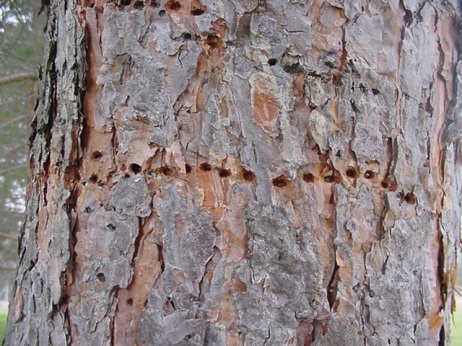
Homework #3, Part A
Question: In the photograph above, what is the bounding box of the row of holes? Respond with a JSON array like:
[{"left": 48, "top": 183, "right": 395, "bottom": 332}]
[
  {"left": 113, "top": 0, "right": 157, "bottom": 9},
  {"left": 92, "top": 152, "right": 401, "bottom": 190},
  {"left": 166, "top": 0, "right": 205, "bottom": 15},
  {"left": 266, "top": 58, "right": 381, "bottom": 95},
  {"left": 112, "top": 0, "right": 206, "bottom": 16},
  {"left": 91, "top": 153, "right": 412, "bottom": 202},
  {"left": 89, "top": 166, "right": 414, "bottom": 206}
]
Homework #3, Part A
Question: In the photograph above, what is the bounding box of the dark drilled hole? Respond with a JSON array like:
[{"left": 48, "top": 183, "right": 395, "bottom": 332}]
[
  {"left": 182, "top": 32, "right": 192, "bottom": 40},
  {"left": 126, "top": 298, "right": 134, "bottom": 306},
  {"left": 130, "top": 163, "right": 142, "bottom": 174},
  {"left": 372, "top": 88, "right": 380, "bottom": 95},
  {"left": 107, "top": 223, "right": 116, "bottom": 231},
  {"left": 325, "top": 61, "right": 335, "bottom": 68},
  {"left": 150, "top": 0, "right": 160, "bottom": 7},
  {"left": 185, "top": 164, "right": 192, "bottom": 173},
  {"left": 219, "top": 168, "right": 231, "bottom": 178},
  {"left": 166, "top": 0, "right": 181, "bottom": 11},
  {"left": 162, "top": 167, "right": 173, "bottom": 176},
  {"left": 206, "top": 35, "right": 220, "bottom": 49},
  {"left": 324, "top": 175, "right": 335, "bottom": 183},
  {"left": 268, "top": 58, "right": 277, "bottom": 66},
  {"left": 381, "top": 181, "right": 389, "bottom": 189},
  {"left": 242, "top": 169, "right": 256, "bottom": 182},
  {"left": 90, "top": 174, "right": 98, "bottom": 183},
  {"left": 96, "top": 273, "right": 105, "bottom": 282},
  {"left": 200, "top": 163, "right": 212, "bottom": 171},
  {"left": 92, "top": 151, "right": 103, "bottom": 160},
  {"left": 158, "top": 9, "right": 166, "bottom": 16},
  {"left": 120, "top": 0, "right": 131, "bottom": 6},
  {"left": 133, "top": 0, "right": 145, "bottom": 9},
  {"left": 364, "top": 170, "right": 375, "bottom": 179},
  {"left": 302, "top": 172, "right": 315, "bottom": 183},
  {"left": 272, "top": 177, "right": 288, "bottom": 188},
  {"left": 346, "top": 167, "right": 358, "bottom": 178},
  {"left": 404, "top": 192, "right": 416, "bottom": 205},
  {"left": 191, "top": 8, "right": 204, "bottom": 15}
]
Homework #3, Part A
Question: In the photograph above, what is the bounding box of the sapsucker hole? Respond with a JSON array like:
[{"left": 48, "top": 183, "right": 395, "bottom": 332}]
[
  {"left": 191, "top": 8, "right": 204, "bottom": 15},
  {"left": 404, "top": 192, "right": 416, "bottom": 205},
  {"left": 120, "top": 0, "right": 131, "bottom": 6},
  {"left": 324, "top": 175, "right": 335, "bottom": 183},
  {"left": 158, "top": 9, "right": 166, "bottom": 16},
  {"left": 96, "top": 273, "right": 106, "bottom": 282},
  {"left": 150, "top": 0, "right": 160, "bottom": 7},
  {"left": 272, "top": 176, "right": 288, "bottom": 188},
  {"left": 302, "top": 172, "right": 315, "bottom": 183},
  {"left": 324, "top": 61, "right": 335, "bottom": 68},
  {"left": 166, "top": 0, "right": 181, "bottom": 11},
  {"left": 242, "top": 169, "right": 256, "bottom": 182},
  {"left": 92, "top": 151, "right": 103, "bottom": 160},
  {"left": 185, "top": 164, "right": 192, "bottom": 173},
  {"left": 267, "top": 58, "right": 277, "bottom": 66},
  {"left": 107, "top": 223, "right": 116, "bottom": 231},
  {"left": 126, "top": 298, "right": 134, "bottom": 306},
  {"left": 364, "top": 170, "right": 375, "bottom": 179},
  {"left": 346, "top": 167, "right": 358, "bottom": 178},
  {"left": 200, "top": 162, "right": 212, "bottom": 171},
  {"left": 90, "top": 174, "right": 98, "bottom": 183},
  {"left": 206, "top": 35, "right": 220, "bottom": 49},
  {"left": 381, "top": 181, "right": 389, "bottom": 189},
  {"left": 219, "top": 168, "right": 231, "bottom": 178},
  {"left": 181, "top": 32, "right": 192, "bottom": 40},
  {"left": 372, "top": 88, "right": 380, "bottom": 95},
  {"left": 133, "top": 0, "right": 145, "bottom": 9},
  {"left": 162, "top": 167, "right": 173, "bottom": 176},
  {"left": 130, "top": 163, "right": 142, "bottom": 174}
]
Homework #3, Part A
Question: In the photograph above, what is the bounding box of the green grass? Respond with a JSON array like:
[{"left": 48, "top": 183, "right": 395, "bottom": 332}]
[
  {"left": 452, "top": 304, "right": 462, "bottom": 345},
  {"left": 0, "top": 311, "right": 6, "bottom": 343}
]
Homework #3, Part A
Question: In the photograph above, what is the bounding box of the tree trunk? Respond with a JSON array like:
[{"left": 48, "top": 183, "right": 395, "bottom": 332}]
[{"left": 5, "top": 0, "right": 462, "bottom": 345}]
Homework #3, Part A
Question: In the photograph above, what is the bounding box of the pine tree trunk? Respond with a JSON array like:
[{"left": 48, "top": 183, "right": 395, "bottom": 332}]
[{"left": 5, "top": 0, "right": 462, "bottom": 345}]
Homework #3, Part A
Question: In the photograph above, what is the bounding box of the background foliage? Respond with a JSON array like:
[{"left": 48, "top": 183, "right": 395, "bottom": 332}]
[{"left": 0, "top": 0, "right": 44, "bottom": 299}]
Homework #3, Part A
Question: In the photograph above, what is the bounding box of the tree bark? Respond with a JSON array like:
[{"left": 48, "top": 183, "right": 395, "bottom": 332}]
[{"left": 5, "top": 0, "right": 462, "bottom": 345}]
